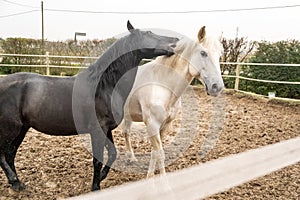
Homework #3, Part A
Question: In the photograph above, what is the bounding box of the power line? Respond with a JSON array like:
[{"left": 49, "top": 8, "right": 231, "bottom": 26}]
[
  {"left": 0, "top": 10, "right": 38, "bottom": 18},
  {"left": 44, "top": 4, "right": 300, "bottom": 14},
  {"left": 0, "top": 2, "right": 299, "bottom": 19},
  {"left": 1, "top": 0, "right": 38, "bottom": 8},
  {"left": 0, "top": 0, "right": 38, "bottom": 19}
]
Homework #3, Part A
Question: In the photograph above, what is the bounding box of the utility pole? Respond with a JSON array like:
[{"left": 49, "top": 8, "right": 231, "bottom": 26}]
[
  {"left": 235, "top": 27, "right": 239, "bottom": 39},
  {"left": 41, "top": 1, "right": 44, "bottom": 53}
]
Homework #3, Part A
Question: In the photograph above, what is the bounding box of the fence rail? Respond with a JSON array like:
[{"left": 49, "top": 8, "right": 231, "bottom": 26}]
[
  {"left": 220, "top": 61, "right": 300, "bottom": 67},
  {"left": 220, "top": 62, "right": 300, "bottom": 101},
  {"left": 0, "top": 64, "right": 87, "bottom": 69},
  {"left": 0, "top": 53, "right": 96, "bottom": 75},
  {"left": 223, "top": 75, "right": 300, "bottom": 85},
  {"left": 220, "top": 62, "right": 300, "bottom": 90},
  {"left": 69, "top": 137, "right": 300, "bottom": 200},
  {"left": 0, "top": 53, "right": 98, "bottom": 59},
  {"left": 1, "top": 53, "right": 299, "bottom": 100}
]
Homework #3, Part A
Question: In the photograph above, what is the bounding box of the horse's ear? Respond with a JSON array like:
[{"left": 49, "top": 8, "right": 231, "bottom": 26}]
[
  {"left": 198, "top": 26, "right": 206, "bottom": 42},
  {"left": 127, "top": 20, "right": 135, "bottom": 32}
]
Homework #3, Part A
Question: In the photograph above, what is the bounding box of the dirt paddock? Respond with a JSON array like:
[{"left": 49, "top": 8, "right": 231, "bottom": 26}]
[{"left": 0, "top": 88, "right": 299, "bottom": 199}]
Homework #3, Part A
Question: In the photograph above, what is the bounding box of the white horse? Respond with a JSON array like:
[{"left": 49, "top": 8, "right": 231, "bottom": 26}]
[{"left": 120, "top": 26, "right": 224, "bottom": 178}]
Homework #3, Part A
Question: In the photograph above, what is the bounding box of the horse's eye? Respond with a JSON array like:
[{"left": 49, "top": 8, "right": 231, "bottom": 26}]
[{"left": 200, "top": 51, "right": 208, "bottom": 57}]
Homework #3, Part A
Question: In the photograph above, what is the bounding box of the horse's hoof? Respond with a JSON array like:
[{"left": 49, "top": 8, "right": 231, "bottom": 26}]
[
  {"left": 91, "top": 185, "right": 100, "bottom": 191},
  {"left": 11, "top": 182, "right": 26, "bottom": 191}
]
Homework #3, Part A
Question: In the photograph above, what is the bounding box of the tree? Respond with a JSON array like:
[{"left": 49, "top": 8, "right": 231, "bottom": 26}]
[
  {"left": 221, "top": 37, "right": 256, "bottom": 74},
  {"left": 241, "top": 40, "right": 300, "bottom": 99},
  {"left": 220, "top": 37, "right": 256, "bottom": 88},
  {"left": 0, "top": 38, "right": 4, "bottom": 53}
]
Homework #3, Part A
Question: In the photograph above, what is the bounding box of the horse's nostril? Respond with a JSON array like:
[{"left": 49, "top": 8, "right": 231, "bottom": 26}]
[
  {"left": 170, "top": 44, "right": 176, "bottom": 48},
  {"left": 212, "top": 83, "right": 218, "bottom": 90}
]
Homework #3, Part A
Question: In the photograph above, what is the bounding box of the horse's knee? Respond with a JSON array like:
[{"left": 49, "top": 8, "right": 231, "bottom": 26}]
[{"left": 149, "top": 104, "right": 167, "bottom": 121}]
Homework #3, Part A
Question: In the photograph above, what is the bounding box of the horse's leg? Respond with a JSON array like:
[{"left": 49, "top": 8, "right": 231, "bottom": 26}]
[
  {"left": 100, "top": 130, "right": 117, "bottom": 181},
  {"left": 90, "top": 129, "right": 106, "bottom": 191},
  {"left": 91, "top": 129, "right": 117, "bottom": 191},
  {"left": 162, "top": 98, "right": 182, "bottom": 138},
  {"left": 147, "top": 134, "right": 165, "bottom": 178},
  {"left": 6, "top": 126, "right": 29, "bottom": 190},
  {"left": 7, "top": 126, "right": 29, "bottom": 174},
  {"left": 122, "top": 120, "right": 137, "bottom": 162},
  {"left": 159, "top": 117, "right": 172, "bottom": 140},
  {"left": 0, "top": 125, "right": 28, "bottom": 191},
  {"left": 0, "top": 152, "right": 23, "bottom": 190},
  {"left": 146, "top": 105, "right": 166, "bottom": 178}
]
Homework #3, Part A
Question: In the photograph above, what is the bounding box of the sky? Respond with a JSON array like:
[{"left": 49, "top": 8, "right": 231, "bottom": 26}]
[{"left": 1, "top": 0, "right": 300, "bottom": 42}]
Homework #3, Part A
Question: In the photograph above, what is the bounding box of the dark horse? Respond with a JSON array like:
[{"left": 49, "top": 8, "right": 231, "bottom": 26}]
[{"left": 0, "top": 21, "right": 178, "bottom": 191}]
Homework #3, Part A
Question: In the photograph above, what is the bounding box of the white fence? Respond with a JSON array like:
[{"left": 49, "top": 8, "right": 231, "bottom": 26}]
[
  {"left": 221, "top": 61, "right": 300, "bottom": 88},
  {"left": 0, "top": 53, "right": 300, "bottom": 101},
  {"left": 0, "top": 53, "right": 98, "bottom": 76},
  {"left": 69, "top": 137, "right": 300, "bottom": 200},
  {"left": 219, "top": 61, "right": 300, "bottom": 102}
]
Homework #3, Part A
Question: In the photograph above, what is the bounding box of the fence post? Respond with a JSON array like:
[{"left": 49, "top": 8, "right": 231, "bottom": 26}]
[
  {"left": 45, "top": 51, "right": 50, "bottom": 75},
  {"left": 234, "top": 63, "right": 241, "bottom": 91}
]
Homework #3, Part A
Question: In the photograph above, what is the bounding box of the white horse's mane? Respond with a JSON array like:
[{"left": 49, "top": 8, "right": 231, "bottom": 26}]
[
  {"left": 174, "top": 37, "right": 198, "bottom": 55},
  {"left": 155, "top": 35, "right": 223, "bottom": 66}
]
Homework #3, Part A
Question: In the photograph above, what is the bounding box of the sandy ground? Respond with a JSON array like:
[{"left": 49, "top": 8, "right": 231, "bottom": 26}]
[{"left": 0, "top": 87, "right": 299, "bottom": 200}]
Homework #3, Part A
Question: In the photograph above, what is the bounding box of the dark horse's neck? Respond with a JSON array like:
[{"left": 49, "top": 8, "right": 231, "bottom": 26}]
[
  {"left": 84, "top": 36, "right": 143, "bottom": 97},
  {"left": 72, "top": 36, "right": 143, "bottom": 131},
  {"left": 94, "top": 51, "right": 142, "bottom": 95}
]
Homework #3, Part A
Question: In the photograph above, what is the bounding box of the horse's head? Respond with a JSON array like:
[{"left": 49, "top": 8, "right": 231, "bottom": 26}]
[
  {"left": 187, "top": 26, "right": 224, "bottom": 96},
  {"left": 127, "top": 21, "right": 179, "bottom": 59}
]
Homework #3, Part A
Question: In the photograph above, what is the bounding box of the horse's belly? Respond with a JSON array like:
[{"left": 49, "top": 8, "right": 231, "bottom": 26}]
[
  {"left": 22, "top": 79, "right": 78, "bottom": 135},
  {"left": 23, "top": 97, "right": 77, "bottom": 135},
  {"left": 127, "top": 113, "right": 143, "bottom": 122},
  {"left": 28, "top": 110, "right": 77, "bottom": 136},
  {"left": 124, "top": 97, "right": 143, "bottom": 122}
]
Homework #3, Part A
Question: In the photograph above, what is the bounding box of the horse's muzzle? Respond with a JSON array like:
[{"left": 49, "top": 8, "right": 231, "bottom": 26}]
[{"left": 206, "top": 83, "right": 224, "bottom": 97}]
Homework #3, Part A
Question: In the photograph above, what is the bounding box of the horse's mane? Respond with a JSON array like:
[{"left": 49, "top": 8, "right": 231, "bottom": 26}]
[
  {"left": 154, "top": 38, "right": 197, "bottom": 68},
  {"left": 85, "top": 34, "right": 142, "bottom": 91},
  {"left": 97, "top": 51, "right": 140, "bottom": 89},
  {"left": 154, "top": 35, "right": 223, "bottom": 68}
]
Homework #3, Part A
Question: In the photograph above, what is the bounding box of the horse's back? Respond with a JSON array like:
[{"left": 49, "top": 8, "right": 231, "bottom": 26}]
[{"left": 0, "top": 73, "right": 76, "bottom": 135}]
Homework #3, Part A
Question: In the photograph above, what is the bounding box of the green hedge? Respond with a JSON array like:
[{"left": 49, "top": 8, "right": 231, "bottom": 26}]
[
  {"left": 0, "top": 37, "right": 116, "bottom": 76},
  {"left": 240, "top": 40, "right": 300, "bottom": 99}
]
